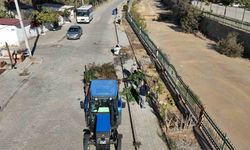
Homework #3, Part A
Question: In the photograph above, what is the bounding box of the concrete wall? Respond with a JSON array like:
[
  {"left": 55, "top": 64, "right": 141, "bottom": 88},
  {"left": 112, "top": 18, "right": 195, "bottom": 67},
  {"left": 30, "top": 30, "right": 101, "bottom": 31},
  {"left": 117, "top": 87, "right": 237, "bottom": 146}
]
[
  {"left": 199, "top": 17, "right": 250, "bottom": 56},
  {"left": 0, "top": 25, "right": 19, "bottom": 46},
  {"left": 14, "top": 25, "right": 40, "bottom": 46},
  {"left": 0, "top": 25, "right": 42, "bottom": 47}
]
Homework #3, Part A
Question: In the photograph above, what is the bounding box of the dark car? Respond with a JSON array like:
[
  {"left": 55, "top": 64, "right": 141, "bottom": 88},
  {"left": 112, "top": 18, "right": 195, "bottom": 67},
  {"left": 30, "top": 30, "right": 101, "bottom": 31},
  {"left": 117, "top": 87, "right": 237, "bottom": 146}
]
[{"left": 66, "top": 25, "right": 82, "bottom": 40}]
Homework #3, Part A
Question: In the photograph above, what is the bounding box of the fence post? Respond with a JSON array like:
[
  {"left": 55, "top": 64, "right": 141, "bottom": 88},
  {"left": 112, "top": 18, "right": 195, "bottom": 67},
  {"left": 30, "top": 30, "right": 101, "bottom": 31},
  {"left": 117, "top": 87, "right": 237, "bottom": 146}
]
[
  {"left": 221, "top": 134, "right": 227, "bottom": 150},
  {"left": 196, "top": 105, "right": 205, "bottom": 127}
]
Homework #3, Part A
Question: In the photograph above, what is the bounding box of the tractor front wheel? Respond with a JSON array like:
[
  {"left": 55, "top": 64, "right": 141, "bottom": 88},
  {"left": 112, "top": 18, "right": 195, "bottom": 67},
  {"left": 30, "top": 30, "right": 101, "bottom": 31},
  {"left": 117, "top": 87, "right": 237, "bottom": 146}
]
[{"left": 115, "top": 134, "right": 122, "bottom": 150}]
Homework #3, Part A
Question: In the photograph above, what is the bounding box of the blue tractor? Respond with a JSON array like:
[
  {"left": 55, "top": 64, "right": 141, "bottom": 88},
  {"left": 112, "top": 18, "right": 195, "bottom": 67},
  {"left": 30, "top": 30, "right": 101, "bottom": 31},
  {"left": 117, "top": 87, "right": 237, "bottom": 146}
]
[{"left": 81, "top": 79, "right": 125, "bottom": 150}]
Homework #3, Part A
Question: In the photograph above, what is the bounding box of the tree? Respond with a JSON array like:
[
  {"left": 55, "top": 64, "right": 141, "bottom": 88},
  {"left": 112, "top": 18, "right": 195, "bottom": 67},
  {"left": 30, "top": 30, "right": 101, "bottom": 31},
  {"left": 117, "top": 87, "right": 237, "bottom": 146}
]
[
  {"left": 180, "top": 5, "right": 201, "bottom": 33},
  {"left": 29, "top": 9, "right": 60, "bottom": 28},
  {"left": 172, "top": 0, "right": 201, "bottom": 33},
  {"left": 205, "top": 0, "right": 215, "bottom": 12},
  {"left": 221, "top": 0, "right": 234, "bottom": 18},
  {"left": 0, "top": 9, "right": 8, "bottom": 18},
  {"left": 239, "top": 0, "right": 250, "bottom": 23}
]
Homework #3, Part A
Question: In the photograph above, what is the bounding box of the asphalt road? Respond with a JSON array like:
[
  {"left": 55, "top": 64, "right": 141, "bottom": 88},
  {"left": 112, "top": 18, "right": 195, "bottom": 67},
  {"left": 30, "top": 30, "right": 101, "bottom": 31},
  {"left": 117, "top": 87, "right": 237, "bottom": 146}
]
[
  {"left": 0, "top": 0, "right": 134, "bottom": 149},
  {"left": 192, "top": 1, "right": 250, "bottom": 22}
]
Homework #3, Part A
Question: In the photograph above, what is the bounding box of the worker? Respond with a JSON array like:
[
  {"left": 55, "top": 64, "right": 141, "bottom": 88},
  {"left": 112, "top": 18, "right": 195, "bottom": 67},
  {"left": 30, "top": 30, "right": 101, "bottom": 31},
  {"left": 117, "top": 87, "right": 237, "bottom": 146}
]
[{"left": 139, "top": 80, "right": 150, "bottom": 108}]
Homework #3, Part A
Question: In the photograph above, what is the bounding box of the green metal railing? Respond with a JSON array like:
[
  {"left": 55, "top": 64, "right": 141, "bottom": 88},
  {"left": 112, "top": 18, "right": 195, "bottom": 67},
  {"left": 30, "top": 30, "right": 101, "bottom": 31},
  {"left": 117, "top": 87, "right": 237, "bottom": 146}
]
[{"left": 126, "top": 12, "right": 235, "bottom": 149}]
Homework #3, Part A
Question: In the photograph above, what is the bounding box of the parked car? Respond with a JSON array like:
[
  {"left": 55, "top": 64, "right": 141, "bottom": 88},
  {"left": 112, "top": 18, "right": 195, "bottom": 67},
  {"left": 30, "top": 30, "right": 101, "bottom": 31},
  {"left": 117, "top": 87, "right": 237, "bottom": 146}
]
[{"left": 66, "top": 25, "right": 82, "bottom": 40}]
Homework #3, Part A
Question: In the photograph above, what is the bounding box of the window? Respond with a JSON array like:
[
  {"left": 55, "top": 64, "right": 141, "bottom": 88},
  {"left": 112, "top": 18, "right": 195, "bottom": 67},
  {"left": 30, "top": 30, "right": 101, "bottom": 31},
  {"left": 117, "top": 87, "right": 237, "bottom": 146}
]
[
  {"left": 68, "top": 27, "right": 79, "bottom": 32},
  {"left": 76, "top": 10, "right": 89, "bottom": 17},
  {"left": 90, "top": 98, "right": 111, "bottom": 112}
]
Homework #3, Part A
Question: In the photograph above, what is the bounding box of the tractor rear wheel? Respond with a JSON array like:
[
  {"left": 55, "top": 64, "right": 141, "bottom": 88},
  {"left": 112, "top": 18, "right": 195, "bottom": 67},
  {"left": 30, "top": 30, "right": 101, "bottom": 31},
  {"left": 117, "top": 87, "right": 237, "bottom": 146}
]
[{"left": 83, "top": 133, "right": 90, "bottom": 150}]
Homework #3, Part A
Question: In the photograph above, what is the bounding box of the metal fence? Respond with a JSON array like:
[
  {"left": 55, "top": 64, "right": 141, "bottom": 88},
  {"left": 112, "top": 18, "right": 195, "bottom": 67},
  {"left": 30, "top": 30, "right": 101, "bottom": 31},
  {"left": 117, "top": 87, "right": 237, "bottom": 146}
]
[
  {"left": 202, "top": 11, "right": 250, "bottom": 33},
  {"left": 126, "top": 12, "right": 235, "bottom": 149}
]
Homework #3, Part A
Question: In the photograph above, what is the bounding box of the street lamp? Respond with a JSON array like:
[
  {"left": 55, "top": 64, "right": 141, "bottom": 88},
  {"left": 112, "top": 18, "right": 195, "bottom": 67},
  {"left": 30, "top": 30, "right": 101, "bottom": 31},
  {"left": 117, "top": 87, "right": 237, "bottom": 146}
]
[{"left": 14, "top": 0, "right": 32, "bottom": 57}]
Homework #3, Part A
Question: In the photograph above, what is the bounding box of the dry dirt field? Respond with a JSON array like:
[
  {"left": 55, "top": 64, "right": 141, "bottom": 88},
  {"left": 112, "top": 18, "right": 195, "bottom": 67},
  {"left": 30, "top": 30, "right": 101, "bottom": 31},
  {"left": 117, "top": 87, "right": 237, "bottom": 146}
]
[{"left": 136, "top": 0, "right": 250, "bottom": 149}]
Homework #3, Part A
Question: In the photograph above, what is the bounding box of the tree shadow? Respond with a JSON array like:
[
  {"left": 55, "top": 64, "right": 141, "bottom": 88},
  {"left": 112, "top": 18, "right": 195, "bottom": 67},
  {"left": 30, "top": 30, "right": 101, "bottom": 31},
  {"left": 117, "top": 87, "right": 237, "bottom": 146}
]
[
  {"left": 122, "top": 68, "right": 131, "bottom": 78},
  {"left": 153, "top": 12, "right": 176, "bottom": 24},
  {"left": 150, "top": 0, "right": 185, "bottom": 34},
  {"left": 130, "top": 87, "right": 140, "bottom": 104}
]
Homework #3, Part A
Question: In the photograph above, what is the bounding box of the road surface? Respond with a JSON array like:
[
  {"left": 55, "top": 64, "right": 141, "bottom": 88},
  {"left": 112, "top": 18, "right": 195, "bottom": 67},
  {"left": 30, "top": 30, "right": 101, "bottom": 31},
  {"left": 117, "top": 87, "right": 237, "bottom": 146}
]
[{"left": 0, "top": 1, "right": 135, "bottom": 149}]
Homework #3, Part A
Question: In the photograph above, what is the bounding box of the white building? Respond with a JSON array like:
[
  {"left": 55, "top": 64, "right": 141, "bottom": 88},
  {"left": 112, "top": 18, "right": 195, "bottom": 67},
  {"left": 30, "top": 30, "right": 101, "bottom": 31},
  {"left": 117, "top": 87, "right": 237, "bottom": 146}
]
[{"left": 0, "top": 18, "right": 40, "bottom": 47}]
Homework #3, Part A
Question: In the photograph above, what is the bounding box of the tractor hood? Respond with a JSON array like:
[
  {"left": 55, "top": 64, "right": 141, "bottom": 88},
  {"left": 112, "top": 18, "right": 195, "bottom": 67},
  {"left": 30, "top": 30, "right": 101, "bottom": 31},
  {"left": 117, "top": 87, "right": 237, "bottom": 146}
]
[
  {"left": 90, "top": 80, "right": 118, "bottom": 98},
  {"left": 96, "top": 113, "right": 111, "bottom": 133}
]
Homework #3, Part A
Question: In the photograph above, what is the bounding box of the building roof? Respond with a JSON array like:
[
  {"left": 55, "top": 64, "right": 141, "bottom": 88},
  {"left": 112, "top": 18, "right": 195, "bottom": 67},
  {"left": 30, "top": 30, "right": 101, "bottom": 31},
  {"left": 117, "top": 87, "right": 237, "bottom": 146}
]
[
  {"left": 90, "top": 80, "right": 118, "bottom": 98},
  {"left": 78, "top": 5, "right": 92, "bottom": 10},
  {"left": 0, "top": 18, "right": 30, "bottom": 28}
]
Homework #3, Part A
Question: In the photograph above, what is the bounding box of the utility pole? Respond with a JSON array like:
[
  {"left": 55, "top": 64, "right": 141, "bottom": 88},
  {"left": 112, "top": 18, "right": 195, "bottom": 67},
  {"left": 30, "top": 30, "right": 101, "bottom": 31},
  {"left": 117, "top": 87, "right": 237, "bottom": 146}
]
[
  {"left": 81, "top": 0, "right": 84, "bottom": 6},
  {"left": 128, "top": 0, "right": 133, "bottom": 13},
  {"left": 14, "top": 0, "right": 32, "bottom": 57}
]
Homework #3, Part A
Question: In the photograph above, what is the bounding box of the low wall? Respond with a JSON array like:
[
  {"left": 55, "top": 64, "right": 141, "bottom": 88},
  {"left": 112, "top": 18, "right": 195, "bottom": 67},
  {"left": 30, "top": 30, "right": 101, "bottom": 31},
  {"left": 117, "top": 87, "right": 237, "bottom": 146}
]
[{"left": 199, "top": 17, "right": 250, "bottom": 57}]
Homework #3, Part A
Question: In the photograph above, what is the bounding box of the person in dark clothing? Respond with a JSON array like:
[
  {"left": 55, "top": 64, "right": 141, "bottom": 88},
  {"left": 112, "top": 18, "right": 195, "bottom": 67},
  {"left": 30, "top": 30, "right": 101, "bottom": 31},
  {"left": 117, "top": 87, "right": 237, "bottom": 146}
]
[{"left": 139, "top": 81, "right": 150, "bottom": 108}]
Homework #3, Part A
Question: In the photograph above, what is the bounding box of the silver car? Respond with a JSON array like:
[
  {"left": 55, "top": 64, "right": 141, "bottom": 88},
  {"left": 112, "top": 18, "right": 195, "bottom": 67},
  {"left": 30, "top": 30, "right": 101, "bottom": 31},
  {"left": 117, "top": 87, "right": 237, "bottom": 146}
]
[{"left": 66, "top": 25, "right": 82, "bottom": 40}]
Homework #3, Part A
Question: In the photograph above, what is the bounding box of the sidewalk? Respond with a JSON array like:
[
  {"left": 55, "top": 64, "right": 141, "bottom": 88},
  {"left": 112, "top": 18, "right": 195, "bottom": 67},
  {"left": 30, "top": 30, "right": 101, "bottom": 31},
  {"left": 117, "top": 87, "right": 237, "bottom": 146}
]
[
  {"left": 116, "top": 58, "right": 168, "bottom": 150},
  {"left": 114, "top": 11, "right": 169, "bottom": 148},
  {"left": 138, "top": 0, "right": 250, "bottom": 149}
]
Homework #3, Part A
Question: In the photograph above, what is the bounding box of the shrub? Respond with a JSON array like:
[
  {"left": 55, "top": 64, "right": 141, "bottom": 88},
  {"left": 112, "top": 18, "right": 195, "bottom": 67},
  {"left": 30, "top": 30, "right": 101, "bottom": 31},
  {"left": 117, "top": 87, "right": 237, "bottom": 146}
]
[
  {"left": 29, "top": 9, "right": 61, "bottom": 28},
  {"left": 180, "top": 6, "right": 201, "bottom": 33},
  {"left": 130, "top": 2, "right": 147, "bottom": 30},
  {"left": 128, "top": 70, "right": 146, "bottom": 87},
  {"left": 84, "top": 63, "right": 117, "bottom": 83},
  {"left": 0, "top": 9, "right": 8, "bottom": 18},
  {"left": 217, "top": 32, "right": 244, "bottom": 57},
  {"left": 121, "top": 86, "right": 138, "bottom": 102},
  {"left": 123, "top": 4, "right": 128, "bottom": 11},
  {"left": 172, "top": 0, "right": 201, "bottom": 33},
  {"left": 59, "top": 9, "right": 70, "bottom": 17}
]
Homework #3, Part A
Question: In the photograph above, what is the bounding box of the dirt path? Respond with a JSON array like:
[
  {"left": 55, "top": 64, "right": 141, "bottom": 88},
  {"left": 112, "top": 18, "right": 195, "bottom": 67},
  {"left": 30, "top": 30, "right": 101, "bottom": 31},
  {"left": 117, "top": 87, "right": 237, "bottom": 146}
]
[{"left": 137, "top": 0, "right": 250, "bottom": 149}]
